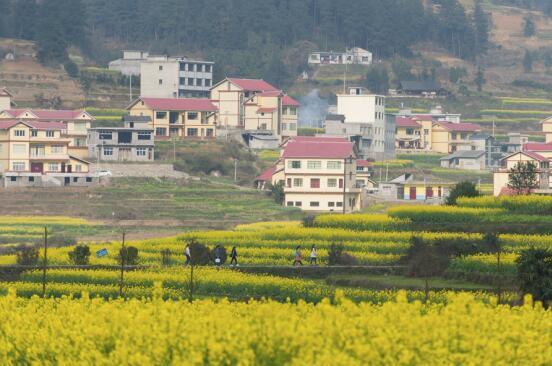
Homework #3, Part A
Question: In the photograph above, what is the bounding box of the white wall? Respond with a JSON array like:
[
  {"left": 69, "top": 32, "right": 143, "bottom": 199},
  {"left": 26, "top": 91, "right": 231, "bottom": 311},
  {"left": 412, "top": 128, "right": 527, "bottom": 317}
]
[{"left": 140, "top": 61, "right": 179, "bottom": 98}]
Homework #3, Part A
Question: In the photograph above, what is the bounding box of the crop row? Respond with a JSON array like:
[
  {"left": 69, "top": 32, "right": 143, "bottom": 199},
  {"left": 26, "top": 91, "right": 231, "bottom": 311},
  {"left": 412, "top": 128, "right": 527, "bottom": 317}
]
[{"left": 457, "top": 195, "right": 552, "bottom": 215}]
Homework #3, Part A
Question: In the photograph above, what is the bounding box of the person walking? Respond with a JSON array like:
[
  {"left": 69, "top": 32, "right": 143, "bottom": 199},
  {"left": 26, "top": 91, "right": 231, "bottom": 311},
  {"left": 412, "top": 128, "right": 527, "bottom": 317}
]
[
  {"left": 293, "top": 245, "right": 303, "bottom": 266},
  {"left": 184, "top": 244, "right": 191, "bottom": 266},
  {"left": 229, "top": 246, "right": 238, "bottom": 266},
  {"left": 309, "top": 245, "right": 317, "bottom": 265},
  {"left": 213, "top": 245, "right": 223, "bottom": 267}
]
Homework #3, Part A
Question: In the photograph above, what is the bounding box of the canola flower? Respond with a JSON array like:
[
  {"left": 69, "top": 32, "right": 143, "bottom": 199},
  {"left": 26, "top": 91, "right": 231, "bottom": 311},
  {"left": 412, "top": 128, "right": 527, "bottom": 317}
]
[{"left": 0, "top": 289, "right": 549, "bottom": 365}]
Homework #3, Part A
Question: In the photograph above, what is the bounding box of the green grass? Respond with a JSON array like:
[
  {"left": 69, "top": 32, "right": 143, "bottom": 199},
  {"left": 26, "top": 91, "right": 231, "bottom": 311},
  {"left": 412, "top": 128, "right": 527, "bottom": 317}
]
[{"left": 326, "top": 275, "right": 494, "bottom": 291}]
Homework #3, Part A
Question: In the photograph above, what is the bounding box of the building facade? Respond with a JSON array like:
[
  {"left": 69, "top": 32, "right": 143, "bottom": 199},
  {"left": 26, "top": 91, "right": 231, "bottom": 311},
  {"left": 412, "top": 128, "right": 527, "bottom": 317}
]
[
  {"left": 108, "top": 50, "right": 149, "bottom": 76},
  {"left": 0, "top": 88, "right": 15, "bottom": 112},
  {"left": 88, "top": 116, "right": 154, "bottom": 162},
  {"left": 140, "top": 55, "right": 214, "bottom": 98},
  {"left": 493, "top": 151, "right": 551, "bottom": 196},
  {"left": 127, "top": 97, "right": 218, "bottom": 139},
  {"left": 308, "top": 47, "right": 372, "bottom": 65},
  {"left": 0, "top": 120, "right": 95, "bottom": 187}
]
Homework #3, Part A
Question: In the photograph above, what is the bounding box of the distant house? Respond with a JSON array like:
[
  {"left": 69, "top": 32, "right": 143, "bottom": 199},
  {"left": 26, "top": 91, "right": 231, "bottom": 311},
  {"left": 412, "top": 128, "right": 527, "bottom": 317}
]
[
  {"left": 378, "top": 174, "right": 453, "bottom": 201},
  {"left": 397, "top": 81, "right": 448, "bottom": 97},
  {"left": 0, "top": 88, "right": 16, "bottom": 112},
  {"left": 88, "top": 115, "right": 154, "bottom": 162},
  {"left": 108, "top": 50, "right": 149, "bottom": 76},
  {"left": 493, "top": 151, "right": 551, "bottom": 196},
  {"left": 440, "top": 150, "right": 486, "bottom": 170},
  {"left": 308, "top": 47, "right": 372, "bottom": 65},
  {"left": 541, "top": 116, "right": 552, "bottom": 143}
]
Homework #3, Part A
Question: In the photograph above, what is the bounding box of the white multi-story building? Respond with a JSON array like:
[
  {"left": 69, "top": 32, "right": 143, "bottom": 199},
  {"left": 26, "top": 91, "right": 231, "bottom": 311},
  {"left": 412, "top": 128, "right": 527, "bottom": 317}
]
[
  {"left": 308, "top": 47, "right": 372, "bottom": 65},
  {"left": 140, "top": 55, "right": 214, "bottom": 98},
  {"left": 323, "top": 87, "right": 395, "bottom": 160},
  {"left": 108, "top": 50, "right": 150, "bottom": 76}
]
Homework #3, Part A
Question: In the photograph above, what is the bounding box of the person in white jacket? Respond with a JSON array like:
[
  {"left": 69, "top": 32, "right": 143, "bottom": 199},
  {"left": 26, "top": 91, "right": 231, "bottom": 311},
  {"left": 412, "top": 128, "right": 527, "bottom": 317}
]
[
  {"left": 309, "top": 245, "right": 317, "bottom": 265},
  {"left": 184, "top": 245, "right": 191, "bottom": 266}
]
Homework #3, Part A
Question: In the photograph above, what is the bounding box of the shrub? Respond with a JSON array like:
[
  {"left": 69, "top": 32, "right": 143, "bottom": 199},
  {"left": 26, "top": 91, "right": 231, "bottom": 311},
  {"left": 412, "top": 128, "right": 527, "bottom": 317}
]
[
  {"left": 64, "top": 60, "right": 79, "bottom": 78},
  {"left": 302, "top": 215, "right": 316, "bottom": 228},
  {"left": 269, "top": 182, "right": 285, "bottom": 204},
  {"left": 186, "top": 238, "right": 211, "bottom": 266},
  {"left": 446, "top": 181, "right": 480, "bottom": 205},
  {"left": 327, "top": 243, "right": 358, "bottom": 265},
  {"left": 161, "top": 249, "right": 172, "bottom": 266},
  {"left": 118, "top": 246, "right": 139, "bottom": 265},
  {"left": 16, "top": 246, "right": 40, "bottom": 266},
  {"left": 68, "top": 245, "right": 91, "bottom": 265},
  {"left": 516, "top": 248, "right": 552, "bottom": 306},
  {"left": 211, "top": 245, "right": 227, "bottom": 265}
]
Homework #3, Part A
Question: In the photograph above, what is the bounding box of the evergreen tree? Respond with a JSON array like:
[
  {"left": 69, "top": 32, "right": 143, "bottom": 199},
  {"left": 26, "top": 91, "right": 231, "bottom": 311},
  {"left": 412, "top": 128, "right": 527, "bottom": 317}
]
[
  {"left": 523, "top": 50, "right": 533, "bottom": 73},
  {"left": 523, "top": 16, "right": 535, "bottom": 37},
  {"left": 13, "top": 0, "right": 38, "bottom": 40},
  {"left": 473, "top": 0, "right": 490, "bottom": 55},
  {"left": 474, "top": 66, "right": 485, "bottom": 92}
]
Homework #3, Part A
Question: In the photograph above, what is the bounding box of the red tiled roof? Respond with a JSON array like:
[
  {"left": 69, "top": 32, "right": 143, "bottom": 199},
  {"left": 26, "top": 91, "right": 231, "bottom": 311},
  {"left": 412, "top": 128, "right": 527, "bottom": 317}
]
[
  {"left": 395, "top": 116, "right": 421, "bottom": 128},
  {"left": 282, "top": 95, "right": 300, "bottom": 107},
  {"left": 4, "top": 109, "right": 91, "bottom": 120},
  {"left": 283, "top": 140, "right": 354, "bottom": 159},
  {"left": 521, "top": 151, "right": 548, "bottom": 162},
  {"left": 434, "top": 122, "right": 481, "bottom": 132},
  {"left": 0, "top": 120, "right": 64, "bottom": 130},
  {"left": 255, "top": 166, "right": 276, "bottom": 182},
  {"left": 257, "top": 107, "right": 276, "bottom": 113},
  {"left": 227, "top": 78, "right": 279, "bottom": 92},
  {"left": 258, "top": 91, "right": 282, "bottom": 97},
  {"left": 357, "top": 159, "right": 372, "bottom": 167},
  {"left": 139, "top": 98, "right": 218, "bottom": 111},
  {"left": 523, "top": 143, "right": 552, "bottom": 152}
]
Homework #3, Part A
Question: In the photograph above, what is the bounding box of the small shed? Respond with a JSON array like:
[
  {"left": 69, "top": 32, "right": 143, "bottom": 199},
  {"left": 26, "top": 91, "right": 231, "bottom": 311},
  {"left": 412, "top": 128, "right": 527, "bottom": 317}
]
[{"left": 440, "top": 150, "right": 486, "bottom": 170}]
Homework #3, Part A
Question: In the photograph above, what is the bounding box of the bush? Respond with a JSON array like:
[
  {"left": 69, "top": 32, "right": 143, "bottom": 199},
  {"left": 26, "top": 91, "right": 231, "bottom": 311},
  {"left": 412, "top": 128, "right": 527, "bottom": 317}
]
[
  {"left": 186, "top": 238, "right": 211, "bottom": 266},
  {"left": 302, "top": 215, "right": 316, "bottom": 228},
  {"left": 327, "top": 243, "right": 358, "bottom": 265},
  {"left": 117, "top": 246, "right": 139, "bottom": 265},
  {"left": 269, "top": 182, "right": 285, "bottom": 204},
  {"left": 446, "top": 181, "right": 480, "bottom": 205},
  {"left": 211, "top": 245, "right": 227, "bottom": 265},
  {"left": 516, "top": 248, "right": 552, "bottom": 306},
  {"left": 68, "top": 245, "right": 91, "bottom": 265},
  {"left": 64, "top": 60, "right": 79, "bottom": 78},
  {"left": 16, "top": 246, "right": 40, "bottom": 266}
]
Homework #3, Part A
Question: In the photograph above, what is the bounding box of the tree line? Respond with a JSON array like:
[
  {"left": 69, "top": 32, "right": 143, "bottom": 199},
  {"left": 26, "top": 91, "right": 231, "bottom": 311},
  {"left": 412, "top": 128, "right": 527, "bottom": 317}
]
[{"left": 0, "top": 0, "right": 490, "bottom": 87}]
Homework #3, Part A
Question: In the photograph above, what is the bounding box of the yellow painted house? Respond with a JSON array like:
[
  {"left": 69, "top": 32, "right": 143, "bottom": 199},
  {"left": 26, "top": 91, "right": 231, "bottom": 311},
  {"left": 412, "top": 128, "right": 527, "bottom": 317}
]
[
  {"left": 541, "top": 116, "right": 552, "bottom": 143},
  {"left": 127, "top": 97, "right": 218, "bottom": 139},
  {"left": 493, "top": 151, "right": 550, "bottom": 196},
  {"left": 0, "top": 108, "right": 95, "bottom": 158},
  {"left": 210, "top": 78, "right": 299, "bottom": 140}
]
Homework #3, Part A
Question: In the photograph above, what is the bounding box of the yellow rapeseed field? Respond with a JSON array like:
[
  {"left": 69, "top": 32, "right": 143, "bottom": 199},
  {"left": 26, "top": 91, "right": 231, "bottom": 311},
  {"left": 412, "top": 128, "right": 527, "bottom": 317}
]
[{"left": 0, "top": 289, "right": 549, "bottom": 365}]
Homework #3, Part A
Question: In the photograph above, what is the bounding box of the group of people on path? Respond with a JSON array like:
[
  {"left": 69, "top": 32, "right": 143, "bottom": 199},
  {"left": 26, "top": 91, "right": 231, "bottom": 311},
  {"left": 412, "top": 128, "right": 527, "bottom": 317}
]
[
  {"left": 183, "top": 244, "right": 318, "bottom": 267},
  {"left": 293, "top": 245, "right": 317, "bottom": 266},
  {"left": 184, "top": 244, "right": 239, "bottom": 266}
]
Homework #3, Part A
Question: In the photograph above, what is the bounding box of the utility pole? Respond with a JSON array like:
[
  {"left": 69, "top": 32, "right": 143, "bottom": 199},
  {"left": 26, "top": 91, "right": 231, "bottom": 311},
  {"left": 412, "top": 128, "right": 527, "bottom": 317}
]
[
  {"left": 41, "top": 227, "right": 48, "bottom": 298},
  {"left": 129, "top": 75, "right": 133, "bottom": 101},
  {"left": 173, "top": 136, "right": 177, "bottom": 162},
  {"left": 119, "top": 232, "right": 126, "bottom": 298},
  {"left": 234, "top": 159, "right": 238, "bottom": 182}
]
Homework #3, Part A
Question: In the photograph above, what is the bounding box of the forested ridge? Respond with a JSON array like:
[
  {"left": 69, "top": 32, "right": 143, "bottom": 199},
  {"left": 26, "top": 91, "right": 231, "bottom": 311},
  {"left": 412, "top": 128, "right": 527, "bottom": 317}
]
[{"left": 0, "top": 0, "right": 509, "bottom": 87}]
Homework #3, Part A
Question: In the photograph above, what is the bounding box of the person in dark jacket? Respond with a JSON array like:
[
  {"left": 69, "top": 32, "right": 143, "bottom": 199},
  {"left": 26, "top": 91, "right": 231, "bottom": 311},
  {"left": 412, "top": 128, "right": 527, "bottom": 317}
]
[
  {"left": 213, "top": 245, "right": 223, "bottom": 266},
  {"left": 229, "top": 246, "right": 238, "bottom": 266}
]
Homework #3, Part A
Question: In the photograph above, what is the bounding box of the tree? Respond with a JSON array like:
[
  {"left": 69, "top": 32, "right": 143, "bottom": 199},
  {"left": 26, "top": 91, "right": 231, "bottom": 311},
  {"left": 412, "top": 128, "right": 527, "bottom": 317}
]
[
  {"left": 474, "top": 66, "right": 485, "bottom": 92},
  {"left": 523, "top": 16, "right": 535, "bottom": 37},
  {"left": 391, "top": 58, "right": 413, "bottom": 83},
  {"left": 446, "top": 181, "right": 480, "bottom": 205},
  {"left": 117, "top": 246, "right": 139, "bottom": 265},
  {"left": 68, "top": 245, "right": 91, "bottom": 265},
  {"left": 449, "top": 67, "right": 467, "bottom": 83},
  {"left": 186, "top": 238, "right": 211, "bottom": 266},
  {"left": 523, "top": 50, "right": 533, "bottom": 73},
  {"left": 473, "top": 0, "right": 490, "bottom": 55},
  {"left": 269, "top": 182, "right": 285, "bottom": 205},
  {"left": 508, "top": 161, "right": 538, "bottom": 194},
  {"left": 364, "top": 64, "right": 389, "bottom": 94},
  {"left": 482, "top": 232, "right": 503, "bottom": 302},
  {"left": 16, "top": 245, "right": 40, "bottom": 266},
  {"left": 516, "top": 248, "right": 552, "bottom": 307}
]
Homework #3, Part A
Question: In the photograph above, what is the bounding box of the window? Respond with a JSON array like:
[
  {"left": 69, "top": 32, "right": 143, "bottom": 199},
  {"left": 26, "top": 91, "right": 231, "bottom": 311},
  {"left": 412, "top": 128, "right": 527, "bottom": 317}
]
[
  {"left": 205, "top": 79, "right": 211, "bottom": 87},
  {"left": 282, "top": 123, "right": 287, "bottom": 131},
  {"left": 293, "top": 178, "right": 303, "bottom": 187},
  {"left": 186, "top": 128, "right": 198, "bottom": 137},
  {"left": 51, "top": 145, "right": 63, "bottom": 154},
  {"left": 406, "top": 128, "right": 414, "bottom": 135},
  {"left": 138, "top": 131, "right": 151, "bottom": 140},
  {"left": 310, "top": 202, "right": 320, "bottom": 207},
  {"left": 451, "top": 133, "right": 457, "bottom": 140},
  {"left": 28, "top": 177, "right": 35, "bottom": 182},
  {"left": 328, "top": 178, "right": 337, "bottom": 188},
  {"left": 179, "top": 77, "right": 186, "bottom": 85},
  {"left": 287, "top": 160, "right": 300, "bottom": 169},
  {"left": 155, "top": 128, "right": 167, "bottom": 136},
  {"left": 180, "top": 63, "right": 186, "bottom": 71},
  {"left": 14, "top": 130, "right": 25, "bottom": 137},
  {"left": 12, "top": 144, "right": 26, "bottom": 154},
  {"left": 187, "top": 112, "right": 198, "bottom": 120},
  {"left": 156, "top": 111, "right": 167, "bottom": 119},
  {"left": 206, "top": 129, "right": 214, "bottom": 137},
  {"left": 136, "top": 147, "right": 147, "bottom": 156},
  {"left": 328, "top": 202, "right": 335, "bottom": 207},
  {"left": 295, "top": 201, "right": 302, "bottom": 207},
  {"left": 327, "top": 161, "right": 342, "bottom": 169},
  {"left": 99, "top": 130, "right": 112, "bottom": 140},
  {"left": 460, "top": 133, "right": 467, "bottom": 139},
  {"left": 103, "top": 147, "right": 113, "bottom": 156},
  {"left": 10, "top": 176, "right": 16, "bottom": 182},
  {"left": 336, "top": 202, "right": 343, "bottom": 207},
  {"left": 310, "top": 178, "right": 320, "bottom": 188},
  {"left": 75, "top": 137, "right": 86, "bottom": 147},
  {"left": 287, "top": 201, "right": 294, "bottom": 207},
  {"left": 31, "top": 130, "right": 38, "bottom": 137},
  {"left": 188, "top": 78, "right": 194, "bottom": 86},
  {"left": 424, "top": 129, "right": 429, "bottom": 135},
  {"left": 339, "top": 179, "right": 344, "bottom": 188},
  {"left": 75, "top": 164, "right": 82, "bottom": 172},
  {"left": 46, "top": 131, "right": 55, "bottom": 137},
  {"left": 158, "top": 79, "right": 163, "bottom": 85},
  {"left": 196, "top": 78, "right": 202, "bottom": 87},
  {"left": 48, "top": 163, "right": 58, "bottom": 172},
  {"left": 12, "top": 162, "right": 25, "bottom": 171},
  {"left": 159, "top": 65, "right": 163, "bottom": 71},
  {"left": 86, "top": 177, "right": 92, "bottom": 183},
  {"left": 287, "top": 178, "right": 291, "bottom": 187},
  {"left": 307, "top": 161, "right": 321, "bottom": 169}
]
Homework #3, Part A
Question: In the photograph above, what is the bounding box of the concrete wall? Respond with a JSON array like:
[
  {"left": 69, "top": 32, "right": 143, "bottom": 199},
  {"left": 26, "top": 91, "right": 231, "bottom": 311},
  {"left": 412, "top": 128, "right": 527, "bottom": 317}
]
[{"left": 140, "top": 60, "right": 180, "bottom": 98}]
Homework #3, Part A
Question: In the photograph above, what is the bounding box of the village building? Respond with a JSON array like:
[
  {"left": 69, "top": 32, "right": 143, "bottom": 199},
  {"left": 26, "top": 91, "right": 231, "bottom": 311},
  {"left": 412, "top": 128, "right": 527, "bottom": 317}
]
[
  {"left": 108, "top": 50, "right": 149, "bottom": 76},
  {"left": 88, "top": 115, "right": 154, "bottom": 162},
  {"left": 308, "top": 47, "right": 372, "bottom": 65},
  {"left": 254, "top": 137, "right": 363, "bottom": 212},
  {"left": 493, "top": 151, "right": 551, "bottom": 196},
  {"left": 0, "top": 88, "right": 17, "bottom": 112},
  {"left": 322, "top": 87, "right": 395, "bottom": 160},
  {"left": 0, "top": 120, "right": 95, "bottom": 188},
  {"left": 395, "top": 81, "right": 448, "bottom": 97},
  {"left": 541, "top": 116, "right": 552, "bottom": 143},
  {"left": 127, "top": 97, "right": 218, "bottom": 139},
  {"left": 378, "top": 174, "right": 453, "bottom": 201},
  {"left": 0, "top": 108, "right": 95, "bottom": 159},
  {"left": 440, "top": 150, "right": 486, "bottom": 170},
  {"left": 140, "top": 55, "right": 214, "bottom": 98},
  {"left": 210, "top": 78, "right": 299, "bottom": 145}
]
